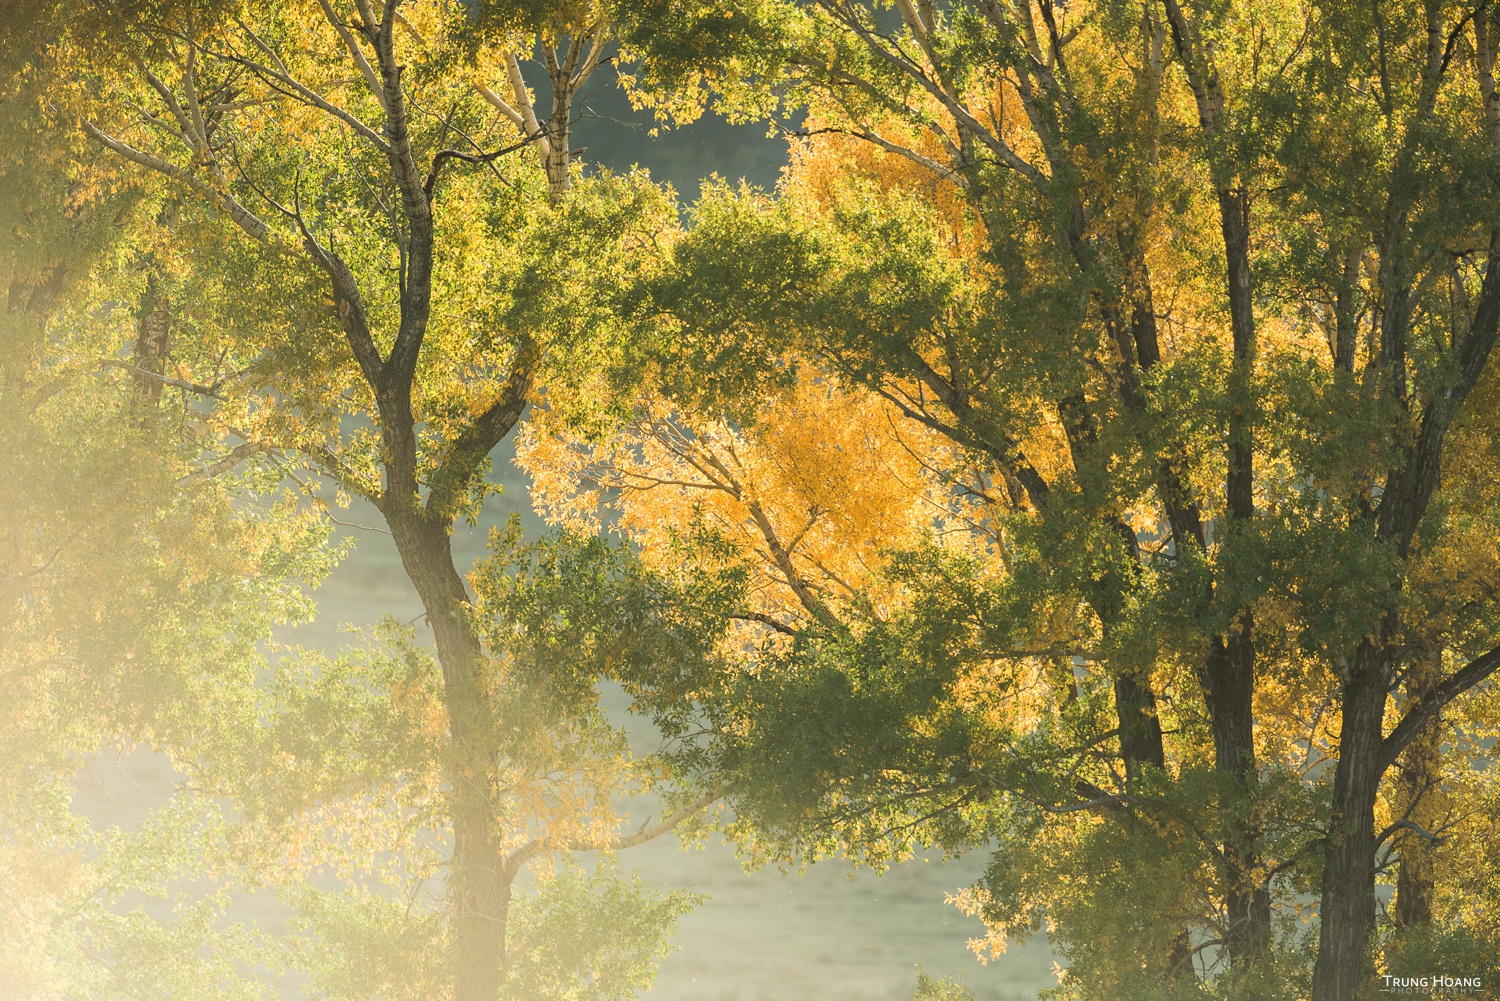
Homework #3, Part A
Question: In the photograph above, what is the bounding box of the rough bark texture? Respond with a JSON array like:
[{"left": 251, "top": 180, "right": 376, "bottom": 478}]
[
  {"left": 1312, "top": 225, "right": 1500, "bottom": 1000},
  {"left": 1312, "top": 645, "right": 1389, "bottom": 1001},
  {"left": 1392, "top": 670, "right": 1442, "bottom": 927},
  {"left": 1211, "top": 186, "right": 1271, "bottom": 964},
  {"left": 133, "top": 272, "right": 171, "bottom": 402}
]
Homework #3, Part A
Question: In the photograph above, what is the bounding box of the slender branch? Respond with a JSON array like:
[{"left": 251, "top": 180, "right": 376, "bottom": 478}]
[
  {"left": 849, "top": 125, "right": 969, "bottom": 187},
  {"left": 317, "top": 0, "right": 387, "bottom": 111},
  {"left": 315, "top": 453, "right": 382, "bottom": 506},
  {"left": 1377, "top": 818, "right": 1444, "bottom": 847},
  {"left": 476, "top": 83, "right": 526, "bottom": 130},
  {"left": 503, "top": 793, "right": 720, "bottom": 874},
  {"left": 423, "top": 133, "right": 542, "bottom": 198},
  {"left": 822, "top": 3, "right": 1046, "bottom": 185},
  {"left": 731, "top": 611, "right": 798, "bottom": 636},
  {"left": 226, "top": 20, "right": 391, "bottom": 153},
  {"left": 100, "top": 359, "right": 223, "bottom": 398},
  {"left": 176, "top": 442, "right": 271, "bottom": 484},
  {"left": 80, "top": 119, "right": 271, "bottom": 241}
]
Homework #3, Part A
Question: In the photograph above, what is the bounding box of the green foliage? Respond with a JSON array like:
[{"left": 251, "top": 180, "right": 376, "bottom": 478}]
[
  {"left": 912, "top": 968, "right": 975, "bottom": 1001},
  {"left": 502, "top": 861, "right": 699, "bottom": 1001},
  {"left": 521, "top": 1, "right": 1500, "bottom": 999},
  {"left": 1376, "top": 923, "right": 1500, "bottom": 1001},
  {"left": 10, "top": 1, "right": 1500, "bottom": 999}
]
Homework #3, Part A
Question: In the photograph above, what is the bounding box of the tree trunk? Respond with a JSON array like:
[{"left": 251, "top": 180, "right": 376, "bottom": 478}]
[
  {"left": 133, "top": 272, "right": 171, "bottom": 403},
  {"left": 1393, "top": 654, "right": 1443, "bottom": 928},
  {"left": 385, "top": 509, "right": 510, "bottom": 1001},
  {"left": 544, "top": 116, "right": 570, "bottom": 200},
  {"left": 1209, "top": 186, "right": 1272, "bottom": 967},
  {"left": 1312, "top": 647, "right": 1389, "bottom": 1001},
  {"left": 1114, "top": 674, "right": 1167, "bottom": 780},
  {"left": 1113, "top": 670, "right": 1192, "bottom": 979},
  {"left": 1204, "top": 628, "right": 1271, "bottom": 962}
]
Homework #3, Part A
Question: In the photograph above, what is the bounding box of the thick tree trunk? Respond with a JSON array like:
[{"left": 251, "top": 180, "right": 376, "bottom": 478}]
[
  {"left": 386, "top": 510, "right": 510, "bottom": 1001},
  {"left": 1114, "top": 674, "right": 1166, "bottom": 779},
  {"left": 544, "top": 115, "right": 570, "bottom": 200},
  {"left": 1204, "top": 628, "right": 1271, "bottom": 962},
  {"left": 1312, "top": 648, "right": 1389, "bottom": 1001},
  {"left": 1113, "top": 670, "right": 1192, "bottom": 978}
]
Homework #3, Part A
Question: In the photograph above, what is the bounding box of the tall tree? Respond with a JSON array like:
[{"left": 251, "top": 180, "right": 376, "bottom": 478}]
[
  {"left": 26, "top": 2, "right": 722, "bottom": 998},
  {"left": 528, "top": 0, "right": 1500, "bottom": 996}
]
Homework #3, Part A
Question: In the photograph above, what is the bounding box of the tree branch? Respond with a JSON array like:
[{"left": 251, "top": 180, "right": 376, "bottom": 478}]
[
  {"left": 1377, "top": 818, "right": 1445, "bottom": 847},
  {"left": 317, "top": 0, "right": 387, "bottom": 112},
  {"left": 100, "top": 359, "right": 224, "bottom": 398},
  {"left": 423, "top": 132, "right": 542, "bottom": 198},
  {"left": 821, "top": 2, "right": 1046, "bottom": 185},
  {"left": 503, "top": 793, "right": 719, "bottom": 874},
  {"left": 1381, "top": 640, "right": 1500, "bottom": 770},
  {"left": 226, "top": 20, "right": 391, "bottom": 154},
  {"left": 505, "top": 51, "right": 551, "bottom": 160},
  {"left": 475, "top": 83, "right": 526, "bottom": 130},
  {"left": 176, "top": 442, "right": 271, "bottom": 484},
  {"left": 80, "top": 118, "right": 271, "bottom": 241},
  {"left": 731, "top": 611, "right": 798, "bottom": 636},
  {"left": 423, "top": 340, "right": 537, "bottom": 519}
]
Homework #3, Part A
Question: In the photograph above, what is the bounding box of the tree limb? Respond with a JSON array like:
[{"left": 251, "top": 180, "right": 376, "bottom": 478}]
[
  {"left": 100, "top": 359, "right": 224, "bottom": 398},
  {"left": 503, "top": 792, "right": 720, "bottom": 874},
  {"left": 317, "top": 0, "right": 387, "bottom": 112},
  {"left": 176, "top": 442, "right": 272, "bottom": 484},
  {"left": 226, "top": 19, "right": 391, "bottom": 154},
  {"left": 424, "top": 339, "right": 536, "bottom": 519},
  {"left": 1381, "top": 640, "right": 1500, "bottom": 770},
  {"left": 80, "top": 118, "right": 271, "bottom": 241},
  {"left": 731, "top": 611, "right": 798, "bottom": 636}
]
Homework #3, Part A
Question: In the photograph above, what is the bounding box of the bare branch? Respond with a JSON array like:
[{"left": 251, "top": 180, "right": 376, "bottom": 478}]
[
  {"left": 1382, "top": 640, "right": 1500, "bottom": 770},
  {"left": 505, "top": 52, "right": 551, "bottom": 159},
  {"left": 731, "top": 611, "right": 799, "bottom": 636},
  {"left": 176, "top": 442, "right": 272, "bottom": 485},
  {"left": 226, "top": 18, "right": 390, "bottom": 153},
  {"left": 476, "top": 83, "right": 526, "bottom": 130},
  {"left": 1377, "top": 819, "right": 1445, "bottom": 847},
  {"left": 850, "top": 125, "right": 968, "bottom": 187},
  {"left": 423, "top": 132, "right": 542, "bottom": 198}
]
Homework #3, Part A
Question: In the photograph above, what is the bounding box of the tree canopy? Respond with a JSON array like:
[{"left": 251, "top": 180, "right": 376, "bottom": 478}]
[{"left": 4, "top": 1, "right": 1500, "bottom": 1000}]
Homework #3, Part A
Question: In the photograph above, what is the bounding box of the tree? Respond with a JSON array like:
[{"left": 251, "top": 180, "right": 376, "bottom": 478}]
[
  {"left": 524, "top": 1, "right": 1500, "bottom": 996},
  {"left": 0, "top": 25, "right": 341, "bottom": 992},
  {"left": 13, "top": 1, "right": 732, "bottom": 998}
]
